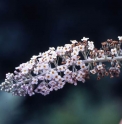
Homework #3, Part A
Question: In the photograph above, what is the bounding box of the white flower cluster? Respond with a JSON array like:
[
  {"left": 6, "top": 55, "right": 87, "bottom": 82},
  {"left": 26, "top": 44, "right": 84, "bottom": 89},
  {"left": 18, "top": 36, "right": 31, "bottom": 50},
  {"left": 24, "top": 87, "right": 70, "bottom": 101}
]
[{"left": 0, "top": 36, "right": 122, "bottom": 96}]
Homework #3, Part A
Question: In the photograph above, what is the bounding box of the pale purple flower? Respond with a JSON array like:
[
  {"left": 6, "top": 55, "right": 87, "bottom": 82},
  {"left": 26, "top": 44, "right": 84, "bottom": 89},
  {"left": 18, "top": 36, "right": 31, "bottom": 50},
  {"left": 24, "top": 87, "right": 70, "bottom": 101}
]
[
  {"left": 31, "top": 78, "right": 38, "bottom": 84},
  {"left": 97, "top": 64, "right": 103, "bottom": 70},
  {"left": 90, "top": 69, "right": 96, "bottom": 74},
  {"left": 81, "top": 37, "right": 89, "bottom": 41},
  {"left": 49, "top": 80, "right": 57, "bottom": 87},
  {"left": 111, "top": 48, "right": 117, "bottom": 55},
  {"left": 70, "top": 40, "right": 78, "bottom": 44}
]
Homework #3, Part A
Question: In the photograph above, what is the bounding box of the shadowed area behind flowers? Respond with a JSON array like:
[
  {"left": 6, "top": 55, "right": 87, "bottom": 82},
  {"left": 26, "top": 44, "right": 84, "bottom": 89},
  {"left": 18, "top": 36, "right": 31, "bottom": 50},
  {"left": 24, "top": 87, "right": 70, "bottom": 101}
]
[{"left": 7, "top": 82, "right": 122, "bottom": 124}]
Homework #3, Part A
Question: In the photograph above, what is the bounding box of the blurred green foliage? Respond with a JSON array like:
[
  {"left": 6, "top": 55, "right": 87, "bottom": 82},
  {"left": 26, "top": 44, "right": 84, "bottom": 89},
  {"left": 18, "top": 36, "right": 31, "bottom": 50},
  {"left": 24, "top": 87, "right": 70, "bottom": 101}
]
[{"left": 36, "top": 86, "right": 122, "bottom": 124}]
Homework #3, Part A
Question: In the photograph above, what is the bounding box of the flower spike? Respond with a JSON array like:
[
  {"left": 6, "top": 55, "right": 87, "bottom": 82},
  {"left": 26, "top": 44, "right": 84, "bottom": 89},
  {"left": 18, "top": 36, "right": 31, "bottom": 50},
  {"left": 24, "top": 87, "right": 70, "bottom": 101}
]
[{"left": 1, "top": 36, "right": 122, "bottom": 96}]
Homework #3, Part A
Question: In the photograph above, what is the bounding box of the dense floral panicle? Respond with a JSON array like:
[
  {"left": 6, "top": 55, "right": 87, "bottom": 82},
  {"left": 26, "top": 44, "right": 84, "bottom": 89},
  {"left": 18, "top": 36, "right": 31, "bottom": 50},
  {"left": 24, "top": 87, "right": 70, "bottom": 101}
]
[{"left": 0, "top": 36, "right": 122, "bottom": 96}]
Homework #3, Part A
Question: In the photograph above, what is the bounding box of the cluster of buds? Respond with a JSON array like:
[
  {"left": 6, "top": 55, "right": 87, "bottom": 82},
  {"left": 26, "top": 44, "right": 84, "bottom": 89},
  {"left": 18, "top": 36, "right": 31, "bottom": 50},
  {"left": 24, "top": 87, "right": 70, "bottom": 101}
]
[{"left": 0, "top": 36, "right": 122, "bottom": 96}]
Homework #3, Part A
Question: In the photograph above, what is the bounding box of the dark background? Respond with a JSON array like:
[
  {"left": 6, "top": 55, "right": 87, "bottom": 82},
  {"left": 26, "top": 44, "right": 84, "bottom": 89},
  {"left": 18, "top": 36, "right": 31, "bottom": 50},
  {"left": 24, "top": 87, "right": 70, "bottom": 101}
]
[{"left": 0, "top": 0, "right": 122, "bottom": 124}]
